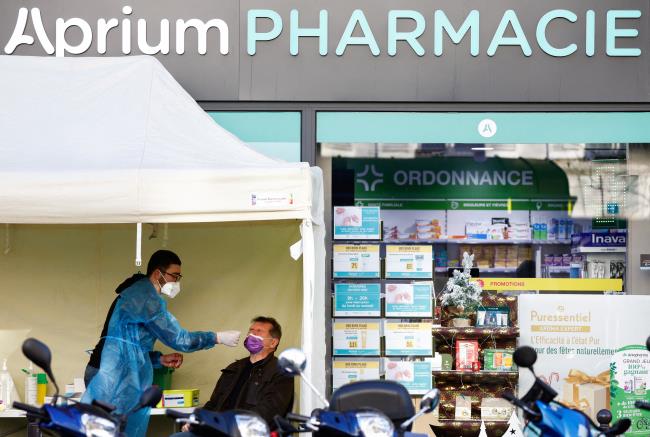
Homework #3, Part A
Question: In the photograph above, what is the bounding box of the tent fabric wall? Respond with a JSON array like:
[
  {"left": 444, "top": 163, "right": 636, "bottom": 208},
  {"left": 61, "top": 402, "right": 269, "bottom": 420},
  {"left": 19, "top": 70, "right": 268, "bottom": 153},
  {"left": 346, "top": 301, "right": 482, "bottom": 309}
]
[{"left": 0, "top": 55, "right": 326, "bottom": 414}]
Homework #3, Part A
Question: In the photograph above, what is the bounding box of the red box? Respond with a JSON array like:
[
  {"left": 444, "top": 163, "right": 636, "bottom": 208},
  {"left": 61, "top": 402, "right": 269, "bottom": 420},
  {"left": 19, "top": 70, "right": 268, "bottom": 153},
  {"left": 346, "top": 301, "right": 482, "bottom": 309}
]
[{"left": 455, "top": 340, "right": 479, "bottom": 371}]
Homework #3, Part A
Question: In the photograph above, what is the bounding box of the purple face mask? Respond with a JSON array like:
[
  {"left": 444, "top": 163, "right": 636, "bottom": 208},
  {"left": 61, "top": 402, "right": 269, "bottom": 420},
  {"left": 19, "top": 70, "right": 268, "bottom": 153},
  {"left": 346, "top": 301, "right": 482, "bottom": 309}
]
[{"left": 244, "top": 334, "right": 265, "bottom": 354}]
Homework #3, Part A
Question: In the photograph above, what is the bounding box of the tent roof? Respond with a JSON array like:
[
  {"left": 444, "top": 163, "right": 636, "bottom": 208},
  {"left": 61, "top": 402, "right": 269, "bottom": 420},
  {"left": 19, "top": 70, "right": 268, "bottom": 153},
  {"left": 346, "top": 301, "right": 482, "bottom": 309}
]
[{"left": 0, "top": 56, "right": 321, "bottom": 224}]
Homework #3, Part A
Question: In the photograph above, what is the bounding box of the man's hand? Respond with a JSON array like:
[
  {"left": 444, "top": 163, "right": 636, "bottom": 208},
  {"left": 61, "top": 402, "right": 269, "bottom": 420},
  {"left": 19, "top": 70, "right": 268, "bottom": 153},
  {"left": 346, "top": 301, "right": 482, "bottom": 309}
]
[
  {"left": 160, "top": 352, "right": 184, "bottom": 368},
  {"left": 216, "top": 330, "right": 241, "bottom": 347},
  {"left": 181, "top": 424, "right": 191, "bottom": 432}
]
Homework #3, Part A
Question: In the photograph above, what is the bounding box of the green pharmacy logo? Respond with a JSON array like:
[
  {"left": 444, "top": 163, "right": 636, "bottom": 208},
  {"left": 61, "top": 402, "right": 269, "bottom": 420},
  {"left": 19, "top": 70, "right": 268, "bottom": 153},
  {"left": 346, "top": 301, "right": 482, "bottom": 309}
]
[{"left": 356, "top": 164, "right": 384, "bottom": 192}]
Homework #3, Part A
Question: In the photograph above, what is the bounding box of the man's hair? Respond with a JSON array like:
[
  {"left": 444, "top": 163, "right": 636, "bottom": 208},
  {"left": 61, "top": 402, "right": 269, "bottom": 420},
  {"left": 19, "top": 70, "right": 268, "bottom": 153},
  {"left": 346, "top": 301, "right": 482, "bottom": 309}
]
[
  {"left": 147, "top": 250, "right": 182, "bottom": 276},
  {"left": 252, "top": 316, "right": 282, "bottom": 341}
]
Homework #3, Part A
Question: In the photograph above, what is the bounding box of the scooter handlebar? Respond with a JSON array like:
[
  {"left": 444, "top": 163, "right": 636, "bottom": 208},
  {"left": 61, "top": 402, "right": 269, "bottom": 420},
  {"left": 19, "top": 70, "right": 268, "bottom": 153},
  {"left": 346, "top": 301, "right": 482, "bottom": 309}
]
[
  {"left": 166, "top": 409, "right": 192, "bottom": 420},
  {"left": 12, "top": 402, "right": 48, "bottom": 421},
  {"left": 286, "top": 413, "right": 311, "bottom": 423},
  {"left": 606, "top": 418, "right": 631, "bottom": 436},
  {"left": 635, "top": 400, "right": 650, "bottom": 411}
]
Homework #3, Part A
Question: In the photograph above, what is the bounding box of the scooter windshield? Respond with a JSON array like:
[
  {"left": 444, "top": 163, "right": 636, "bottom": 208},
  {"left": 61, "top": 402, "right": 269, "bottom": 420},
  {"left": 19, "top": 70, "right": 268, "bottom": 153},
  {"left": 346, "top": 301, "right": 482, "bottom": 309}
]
[{"left": 525, "top": 401, "right": 597, "bottom": 437}]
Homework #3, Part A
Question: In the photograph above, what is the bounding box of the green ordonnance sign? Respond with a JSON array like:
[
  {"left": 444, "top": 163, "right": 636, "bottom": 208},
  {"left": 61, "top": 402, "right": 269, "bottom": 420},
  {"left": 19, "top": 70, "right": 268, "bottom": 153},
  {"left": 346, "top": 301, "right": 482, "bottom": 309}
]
[{"left": 334, "top": 157, "right": 570, "bottom": 204}]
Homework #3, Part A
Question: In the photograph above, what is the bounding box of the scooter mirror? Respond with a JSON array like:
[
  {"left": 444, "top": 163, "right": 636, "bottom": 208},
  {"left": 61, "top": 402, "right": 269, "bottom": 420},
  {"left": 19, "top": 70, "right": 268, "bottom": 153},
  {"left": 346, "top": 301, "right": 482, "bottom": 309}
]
[
  {"left": 22, "top": 338, "right": 56, "bottom": 385},
  {"left": 139, "top": 386, "right": 163, "bottom": 409},
  {"left": 513, "top": 346, "right": 537, "bottom": 369},
  {"left": 419, "top": 388, "right": 441, "bottom": 413},
  {"left": 278, "top": 348, "right": 307, "bottom": 376},
  {"left": 645, "top": 336, "right": 650, "bottom": 352}
]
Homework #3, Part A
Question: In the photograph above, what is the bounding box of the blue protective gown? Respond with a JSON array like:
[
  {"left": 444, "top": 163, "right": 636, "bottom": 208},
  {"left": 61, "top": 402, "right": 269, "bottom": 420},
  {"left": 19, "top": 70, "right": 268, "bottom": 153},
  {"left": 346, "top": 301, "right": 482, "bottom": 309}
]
[{"left": 82, "top": 278, "right": 216, "bottom": 437}]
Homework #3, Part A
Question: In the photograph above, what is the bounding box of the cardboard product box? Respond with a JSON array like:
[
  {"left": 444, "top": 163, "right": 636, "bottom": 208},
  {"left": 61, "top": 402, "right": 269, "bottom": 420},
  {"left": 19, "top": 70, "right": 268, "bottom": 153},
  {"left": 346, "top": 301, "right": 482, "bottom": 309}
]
[
  {"left": 441, "top": 353, "right": 453, "bottom": 371},
  {"left": 157, "top": 389, "right": 200, "bottom": 408},
  {"left": 480, "top": 397, "right": 514, "bottom": 421},
  {"left": 455, "top": 340, "right": 479, "bottom": 371},
  {"left": 483, "top": 349, "right": 514, "bottom": 371},
  {"left": 455, "top": 395, "right": 475, "bottom": 420}
]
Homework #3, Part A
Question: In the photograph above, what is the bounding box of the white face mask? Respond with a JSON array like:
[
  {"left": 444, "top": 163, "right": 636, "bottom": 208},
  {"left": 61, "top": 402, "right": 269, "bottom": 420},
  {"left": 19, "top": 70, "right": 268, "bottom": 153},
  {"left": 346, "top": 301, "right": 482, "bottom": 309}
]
[
  {"left": 158, "top": 269, "right": 181, "bottom": 298},
  {"left": 161, "top": 281, "right": 181, "bottom": 298}
]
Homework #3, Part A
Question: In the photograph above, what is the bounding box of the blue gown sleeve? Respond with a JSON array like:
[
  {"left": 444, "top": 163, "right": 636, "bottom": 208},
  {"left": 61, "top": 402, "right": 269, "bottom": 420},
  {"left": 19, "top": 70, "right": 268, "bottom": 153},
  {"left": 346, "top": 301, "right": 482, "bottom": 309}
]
[
  {"left": 145, "top": 303, "right": 217, "bottom": 352},
  {"left": 149, "top": 351, "right": 162, "bottom": 369}
]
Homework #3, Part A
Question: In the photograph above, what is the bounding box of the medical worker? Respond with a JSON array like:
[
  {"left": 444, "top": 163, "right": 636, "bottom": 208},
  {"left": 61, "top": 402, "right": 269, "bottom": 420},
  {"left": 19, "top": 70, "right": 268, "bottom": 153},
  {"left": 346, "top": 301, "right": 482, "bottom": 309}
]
[{"left": 82, "top": 250, "right": 240, "bottom": 437}]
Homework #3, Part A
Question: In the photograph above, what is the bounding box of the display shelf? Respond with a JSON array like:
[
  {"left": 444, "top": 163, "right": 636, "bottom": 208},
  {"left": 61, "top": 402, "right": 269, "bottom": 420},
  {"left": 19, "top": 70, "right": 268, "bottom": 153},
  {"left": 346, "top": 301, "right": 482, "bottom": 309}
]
[
  {"left": 436, "top": 267, "right": 519, "bottom": 273},
  {"left": 432, "top": 370, "right": 519, "bottom": 384},
  {"left": 430, "top": 419, "right": 509, "bottom": 437},
  {"left": 432, "top": 326, "right": 519, "bottom": 338},
  {"left": 546, "top": 265, "right": 570, "bottom": 272},
  {"left": 343, "top": 238, "right": 572, "bottom": 245},
  {"left": 572, "top": 246, "right": 626, "bottom": 254}
]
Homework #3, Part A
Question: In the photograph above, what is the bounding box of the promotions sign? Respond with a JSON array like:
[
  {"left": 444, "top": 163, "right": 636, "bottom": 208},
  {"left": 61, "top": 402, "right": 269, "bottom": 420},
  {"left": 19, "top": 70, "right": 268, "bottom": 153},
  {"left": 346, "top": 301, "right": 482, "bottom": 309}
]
[
  {"left": 610, "top": 346, "right": 650, "bottom": 435},
  {"left": 333, "top": 321, "right": 381, "bottom": 356},
  {"left": 332, "top": 360, "right": 381, "bottom": 390},
  {"left": 385, "top": 283, "right": 433, "bottom": 317},
  {"left": 479, "top": 277, "right": 623, "bottom": 292},
  {"left": 332, "top": 244, "right": 380, "bottom": 278},
  {"left": 518, "top": 295, "right": 650, "bottom": 423},
  {"left": 334, "top": 283, "right": 381, "bottom": 317},
  {"left": 384, "top": 322, "right": 433, "bottom": 356},
  {"left": 385, "top": 245, "right": 433, "bottom": 279},
  {"left": 333, "top": 206, "right": 381, "bottom": 240},
  {"left": 385, "top": 360, "right": 433, "bottom": 395}
]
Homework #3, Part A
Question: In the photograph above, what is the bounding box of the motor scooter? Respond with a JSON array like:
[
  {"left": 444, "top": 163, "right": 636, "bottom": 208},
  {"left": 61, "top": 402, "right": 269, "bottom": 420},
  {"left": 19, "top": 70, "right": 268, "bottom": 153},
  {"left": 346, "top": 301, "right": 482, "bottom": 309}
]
[
  {"left": 274, "top": 348, "right": 440, "bottom": 437},
  {"left": 12, "top": 338, "right": 162, "bottom": 437},
  {"left": 503, "top": 346, "right": 630, "bottom": 436}
]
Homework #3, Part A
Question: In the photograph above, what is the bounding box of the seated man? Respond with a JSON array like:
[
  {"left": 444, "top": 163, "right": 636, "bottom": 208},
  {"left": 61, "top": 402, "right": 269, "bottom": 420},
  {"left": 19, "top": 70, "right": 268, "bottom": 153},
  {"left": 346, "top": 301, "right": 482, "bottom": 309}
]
[{"left": 176, "top": 316, "right": 294, "bottom": 435}]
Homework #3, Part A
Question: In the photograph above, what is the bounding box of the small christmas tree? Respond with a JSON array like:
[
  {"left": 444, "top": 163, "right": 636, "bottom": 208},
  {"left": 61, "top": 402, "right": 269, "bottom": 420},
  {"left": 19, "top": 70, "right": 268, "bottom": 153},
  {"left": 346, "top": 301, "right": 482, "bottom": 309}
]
[
  {"left": 441, "top": 252, "right": 483, "bottom": 317},
  {"left": 478, "top": 420, "right": 488, "bottom": 437},
  {"left": 501, "top": 411, "right": 524, "bottom": 437}
]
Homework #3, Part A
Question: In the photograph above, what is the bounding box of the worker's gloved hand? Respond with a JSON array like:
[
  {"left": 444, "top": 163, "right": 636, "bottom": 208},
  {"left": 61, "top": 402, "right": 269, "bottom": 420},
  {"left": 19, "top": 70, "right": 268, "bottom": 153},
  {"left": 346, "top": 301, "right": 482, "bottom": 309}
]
[
  {"left": 182, "top": 424, "right": 191, "bottom": 432},
  {"left": 160, "top": 353, "right": 184, "bottom": 369},
  {"left": 216, "top": 331, "right": 241, "bottom": 347}
]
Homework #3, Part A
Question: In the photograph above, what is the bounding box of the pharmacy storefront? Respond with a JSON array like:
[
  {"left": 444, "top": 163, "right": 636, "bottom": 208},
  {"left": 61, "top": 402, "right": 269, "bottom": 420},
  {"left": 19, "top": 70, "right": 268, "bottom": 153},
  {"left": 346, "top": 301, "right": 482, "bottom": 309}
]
[{"left": 2, "top": 0, "right": 650, "bottom": 435}]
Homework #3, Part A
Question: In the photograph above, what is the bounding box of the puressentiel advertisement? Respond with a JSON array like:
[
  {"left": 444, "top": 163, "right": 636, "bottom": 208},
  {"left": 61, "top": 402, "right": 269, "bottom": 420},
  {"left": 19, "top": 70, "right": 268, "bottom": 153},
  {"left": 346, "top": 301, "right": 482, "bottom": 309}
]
[{"left": 518, "top": 295, "right": 650, "bottom": 433}]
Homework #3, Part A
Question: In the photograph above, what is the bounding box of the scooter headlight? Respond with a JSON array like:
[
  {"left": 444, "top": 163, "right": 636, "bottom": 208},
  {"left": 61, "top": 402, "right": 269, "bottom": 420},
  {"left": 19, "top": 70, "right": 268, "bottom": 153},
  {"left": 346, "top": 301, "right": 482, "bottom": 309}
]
[
  {"left": 235, "top": 413, "right": 270, "bottom": 437},
  {"left": 355, "top": 412, "right": 394, "bottom": 437},
  {"left": 81, "top": 413, "right": 119, "bottom": 437}
]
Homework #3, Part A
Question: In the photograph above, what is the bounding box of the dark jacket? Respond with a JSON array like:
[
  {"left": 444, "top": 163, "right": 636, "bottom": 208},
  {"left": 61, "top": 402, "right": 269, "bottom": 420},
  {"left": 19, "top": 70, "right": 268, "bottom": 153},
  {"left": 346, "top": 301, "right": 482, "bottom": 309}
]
[{"left": 203, "top": 354, "right": 294, "bottom": 427}]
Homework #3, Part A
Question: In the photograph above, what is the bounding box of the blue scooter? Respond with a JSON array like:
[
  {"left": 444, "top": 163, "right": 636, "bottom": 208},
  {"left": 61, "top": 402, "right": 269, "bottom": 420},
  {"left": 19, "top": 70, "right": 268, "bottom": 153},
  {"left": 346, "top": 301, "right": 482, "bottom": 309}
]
[
  {"left": 274, "top": 349, "right": 440, "bottom": 437},
  {"left": 12, "top": 338, "right": 162, "bottom": 437},
  {"left": 503, "top": 346, "right": 630, "bottom": 436}
]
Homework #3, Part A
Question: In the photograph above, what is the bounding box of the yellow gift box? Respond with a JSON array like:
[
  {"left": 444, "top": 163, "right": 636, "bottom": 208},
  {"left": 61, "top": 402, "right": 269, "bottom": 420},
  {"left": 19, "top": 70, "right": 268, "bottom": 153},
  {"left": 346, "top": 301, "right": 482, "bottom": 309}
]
[
  {"left": 155, "top": 389, "right": 200, "bottom": 408},
  {"left": 562, "top": 369, "right": 610, "bottom": 423}
]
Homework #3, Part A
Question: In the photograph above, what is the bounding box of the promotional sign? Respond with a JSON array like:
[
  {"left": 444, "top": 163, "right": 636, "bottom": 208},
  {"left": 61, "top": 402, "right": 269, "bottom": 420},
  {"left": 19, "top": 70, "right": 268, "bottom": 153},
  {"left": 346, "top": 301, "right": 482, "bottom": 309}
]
[
  {"left": 332, "top": 359, "right": 381, "bottom": 390},
  {"left": 334, "top": 283, "right": 381, "bottom": 317},
  {"left": 610, "top": 346, "right": 650, "bottom": 435},
  {"left": 385, "top": 360, "right": 433, "bottom": 395},
  {"left": 385, "top": 283, "right": 433, "bottom": 318},
  {"left": 518, "top": 295, "right": 650, "bottom": 423},
  {"left": 333, "top": 321, "right": 381, "bottom": 356},
  {"left": 385, "top": 245, "right": 433, "bottom": 279},
  {"left": 572, "top": 232, "right": 627, "bottom": 253},
  {"left": 332, "top": 244, "right": 380, "bottom": 278},
  {"left": 333, "top": 206, "right": 381, "bottom": 240},
  {"left": 479, "top": 277, "right": 623, "bottom": 292},
  {"left": 384, "top": 322, "right": 433, "bottom": 356}
]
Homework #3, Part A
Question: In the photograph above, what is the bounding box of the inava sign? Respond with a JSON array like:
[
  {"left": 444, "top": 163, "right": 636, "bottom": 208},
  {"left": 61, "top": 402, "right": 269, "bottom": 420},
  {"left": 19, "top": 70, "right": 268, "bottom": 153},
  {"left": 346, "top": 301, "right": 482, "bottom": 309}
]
[{"left": 2, "top": 6, "right": 643, "bottom": 58}]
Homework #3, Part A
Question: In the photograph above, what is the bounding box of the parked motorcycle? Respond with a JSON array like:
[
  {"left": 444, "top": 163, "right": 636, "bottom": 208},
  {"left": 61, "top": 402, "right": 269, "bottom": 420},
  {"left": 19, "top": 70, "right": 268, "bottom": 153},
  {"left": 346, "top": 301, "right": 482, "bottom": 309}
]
[
  {"left": 274, "top": 348, "right": 440, "bottom": 437},
  {"left": 12, "top": 337, "right": 162, "bottom": 437},
  {"left": 503, "top": 346, "right": 630, "bottom": 436},
  {"left": 166, "top": 408, "right": 270, "bottom": 437}
]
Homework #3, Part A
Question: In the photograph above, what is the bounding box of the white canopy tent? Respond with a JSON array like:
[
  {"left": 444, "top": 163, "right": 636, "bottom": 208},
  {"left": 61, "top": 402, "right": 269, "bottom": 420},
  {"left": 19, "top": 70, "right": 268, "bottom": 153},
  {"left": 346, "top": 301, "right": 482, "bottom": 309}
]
[{"left": 0, "top": 55, "right": 325, "bottom": 414}]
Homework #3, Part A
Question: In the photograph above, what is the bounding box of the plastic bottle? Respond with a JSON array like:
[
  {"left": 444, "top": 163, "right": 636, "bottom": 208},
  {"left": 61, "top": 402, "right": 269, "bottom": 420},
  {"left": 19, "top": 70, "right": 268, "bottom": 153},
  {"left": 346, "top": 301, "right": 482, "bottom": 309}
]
[
  {"left": 22, "top": 362, "right": 38, "bottom": 406},
  {"left": 0, "top": 359, "right": 21, "bottom": 411},
  {"left": 36, "top": 373, "right": 48, "bottom": 405}
]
